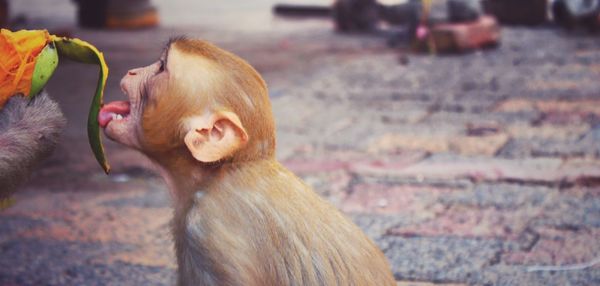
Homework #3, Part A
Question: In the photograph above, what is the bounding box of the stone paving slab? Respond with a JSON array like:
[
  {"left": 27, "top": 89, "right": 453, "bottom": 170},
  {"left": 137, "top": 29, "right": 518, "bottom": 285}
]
[
  {"left": 382, "top": 236, "right": 505, "bottom": 283},
  {"left": 439, "top": 183, "right": 553, "bottom": 209}
]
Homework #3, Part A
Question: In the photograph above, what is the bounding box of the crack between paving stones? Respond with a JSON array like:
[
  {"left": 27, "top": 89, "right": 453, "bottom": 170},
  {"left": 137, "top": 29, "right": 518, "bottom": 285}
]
[
  {"left": 492, "top": 178, "right": 566, "bottom": 188},
  {"left": 526, "top": 256, "right": 600, "bottom": 272}
]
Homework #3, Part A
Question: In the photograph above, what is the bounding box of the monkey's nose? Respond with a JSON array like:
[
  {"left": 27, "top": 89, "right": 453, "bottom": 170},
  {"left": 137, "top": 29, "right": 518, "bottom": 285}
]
[{"left": 126, "top": 67, "right": 144, "bottom": 76}]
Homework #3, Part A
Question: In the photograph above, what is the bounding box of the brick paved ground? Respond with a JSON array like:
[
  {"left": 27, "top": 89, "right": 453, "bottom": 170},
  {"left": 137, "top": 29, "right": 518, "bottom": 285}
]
[{"left": 1, "top": 1, "right": 600, "bottom": 285}]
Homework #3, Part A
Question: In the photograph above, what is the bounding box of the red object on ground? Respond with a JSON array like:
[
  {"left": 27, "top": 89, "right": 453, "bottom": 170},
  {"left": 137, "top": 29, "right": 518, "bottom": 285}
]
[{"left": 430, "top": 15, "right": 501, "bottom": 52}]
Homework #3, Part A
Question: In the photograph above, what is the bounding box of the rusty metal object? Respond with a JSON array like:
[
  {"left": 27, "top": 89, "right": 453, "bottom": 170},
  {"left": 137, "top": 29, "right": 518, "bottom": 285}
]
[
  {"left": 106, "top": 0, "right": 158, "bottom": 29},
  {"left": 429, "top": 15, "right": 500, "bottom": 52},
  {"left": 74, "top": 0, "right": 158, "bottom": 29}
]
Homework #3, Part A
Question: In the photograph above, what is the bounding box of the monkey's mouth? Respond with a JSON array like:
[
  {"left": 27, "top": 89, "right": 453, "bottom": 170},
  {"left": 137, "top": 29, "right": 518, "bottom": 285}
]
[{"left": 98, "top": 101, "right": 131, "bottom": 128}]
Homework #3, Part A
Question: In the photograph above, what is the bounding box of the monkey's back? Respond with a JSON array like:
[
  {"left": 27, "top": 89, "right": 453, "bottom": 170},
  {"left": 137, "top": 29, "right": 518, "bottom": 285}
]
[{"left": 176, "top": 160, "right": 396, "bottom": 286}]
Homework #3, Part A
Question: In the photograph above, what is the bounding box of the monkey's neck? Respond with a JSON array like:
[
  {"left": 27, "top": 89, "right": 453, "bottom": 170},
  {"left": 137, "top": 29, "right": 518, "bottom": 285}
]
[
  {"left": 148, "top": 148, "right": 215, "bottom": 209},
  {"left": 157, "top": 166, "right": 212, "bottom": 211},
  {"left": 153, "top": 150, "right": 279, "bottom": 211}
]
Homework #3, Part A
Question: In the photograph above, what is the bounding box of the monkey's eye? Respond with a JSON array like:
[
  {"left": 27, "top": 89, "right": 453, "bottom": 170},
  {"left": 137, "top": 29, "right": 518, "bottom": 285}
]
[{"left": 157, "top": 59, "right": 165, "bottom": 73}]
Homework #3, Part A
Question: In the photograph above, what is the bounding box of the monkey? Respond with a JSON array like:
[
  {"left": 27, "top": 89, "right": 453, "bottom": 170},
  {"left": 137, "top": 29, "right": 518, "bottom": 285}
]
[
  {"left": 98, "top": 37, "right": 397, "bottom": 286},
  {"left": 0, "top": 93, "right": 66, "bottom": 198}
]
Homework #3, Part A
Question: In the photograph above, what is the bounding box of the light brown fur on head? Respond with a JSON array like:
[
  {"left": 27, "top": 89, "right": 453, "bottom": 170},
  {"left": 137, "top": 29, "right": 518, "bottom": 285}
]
[{"left": 141, "top": 39, "right": 275, "bottom": 163}]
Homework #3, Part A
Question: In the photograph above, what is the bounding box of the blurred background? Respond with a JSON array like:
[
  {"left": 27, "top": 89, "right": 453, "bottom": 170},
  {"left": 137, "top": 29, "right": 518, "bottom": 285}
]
[{"left": 1, "top": 0, "right": 600, "bottom": 285}]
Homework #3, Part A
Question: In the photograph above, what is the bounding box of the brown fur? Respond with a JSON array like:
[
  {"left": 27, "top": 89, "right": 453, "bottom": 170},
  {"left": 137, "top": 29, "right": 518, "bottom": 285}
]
[
  {"left": 173, "top": 160, "right": 396, "bottom": 286},
  {"left": 113, "top": 39, "right": 396, "bottom": 286}
]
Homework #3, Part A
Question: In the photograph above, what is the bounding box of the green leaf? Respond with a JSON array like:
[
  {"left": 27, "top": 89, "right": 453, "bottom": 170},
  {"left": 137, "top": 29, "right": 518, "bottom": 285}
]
[
  {"left": 54, "top": 37, "right": 110, "bottom": 174},
  {"left": 29, "top": 42, "right": 59, "bottom": 97}
]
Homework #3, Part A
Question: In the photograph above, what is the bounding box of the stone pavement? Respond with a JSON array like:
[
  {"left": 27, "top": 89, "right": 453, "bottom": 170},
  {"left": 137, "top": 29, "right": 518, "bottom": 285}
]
[{"left": 1, "top": 2, "right": 600, "bottom": 285}]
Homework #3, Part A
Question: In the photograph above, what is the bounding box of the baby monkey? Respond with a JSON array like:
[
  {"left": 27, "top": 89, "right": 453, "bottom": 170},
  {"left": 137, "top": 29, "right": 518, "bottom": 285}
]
[{"left": 99, "top": 38, "right": 396, "bottom": 286}]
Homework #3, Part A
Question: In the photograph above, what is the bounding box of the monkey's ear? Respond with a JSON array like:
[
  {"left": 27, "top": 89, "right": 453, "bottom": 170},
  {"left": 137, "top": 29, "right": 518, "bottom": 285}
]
[{"left": 184, "top": 111, "right": 249, "bottom": 163}]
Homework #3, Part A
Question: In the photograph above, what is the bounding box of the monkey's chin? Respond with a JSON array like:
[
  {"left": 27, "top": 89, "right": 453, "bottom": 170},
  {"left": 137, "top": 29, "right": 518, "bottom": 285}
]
[
  {"left": 102, "top": 120, "right": 139, "bottom": 149},
  {"left": 103, "top": 122, "right": 125, "bottom": 144}
]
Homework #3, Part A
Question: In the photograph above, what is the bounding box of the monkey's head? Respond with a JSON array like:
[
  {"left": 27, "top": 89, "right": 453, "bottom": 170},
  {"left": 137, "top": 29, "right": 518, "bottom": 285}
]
[{"left": 99, "top": 38, "right": 276, "bottom": 172}]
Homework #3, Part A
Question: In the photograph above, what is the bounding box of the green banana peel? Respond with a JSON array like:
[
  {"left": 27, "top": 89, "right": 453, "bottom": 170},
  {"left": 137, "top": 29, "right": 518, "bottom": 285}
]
[{"left": 30, "top": 35, "right": 111, "bottom": 174}]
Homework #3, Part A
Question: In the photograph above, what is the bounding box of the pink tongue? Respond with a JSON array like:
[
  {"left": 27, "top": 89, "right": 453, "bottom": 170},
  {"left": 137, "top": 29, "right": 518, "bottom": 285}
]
[{"left": 98, "top": 101, "right": 131, "bottom": 128}]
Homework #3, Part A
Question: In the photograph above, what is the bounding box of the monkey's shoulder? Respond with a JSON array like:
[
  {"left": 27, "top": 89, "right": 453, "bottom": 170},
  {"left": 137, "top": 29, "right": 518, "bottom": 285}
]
[
  {"left": 182, "top": 177, "right": 395, "bottom": 285},
  {"left": 189, "top": 165, "right": 371, "bottom": 249}
]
